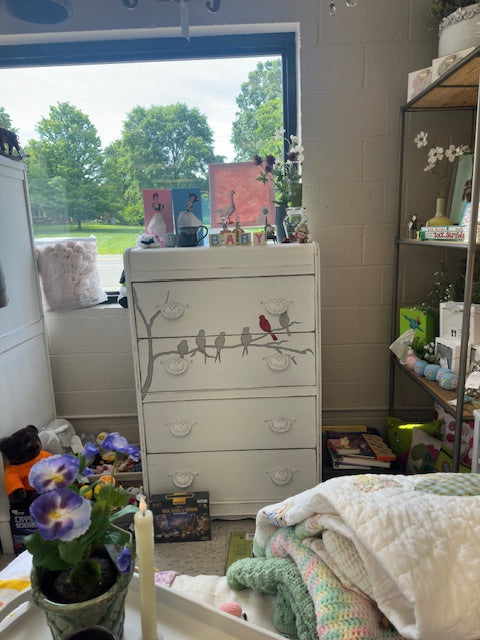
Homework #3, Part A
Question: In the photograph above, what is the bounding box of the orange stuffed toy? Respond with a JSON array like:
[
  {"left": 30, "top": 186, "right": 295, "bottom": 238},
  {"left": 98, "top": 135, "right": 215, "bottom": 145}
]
[{"left": 0, "top": 425, "right": 52, "bottom": 504}]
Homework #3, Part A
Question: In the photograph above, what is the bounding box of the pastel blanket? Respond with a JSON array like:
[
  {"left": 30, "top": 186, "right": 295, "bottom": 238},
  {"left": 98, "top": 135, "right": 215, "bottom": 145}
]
[{"left": 254, "top": 473, "right": 480, "bottom": 640}]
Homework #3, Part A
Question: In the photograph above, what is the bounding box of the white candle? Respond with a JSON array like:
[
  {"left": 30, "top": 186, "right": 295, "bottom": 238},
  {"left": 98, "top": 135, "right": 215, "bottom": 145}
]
[{"left": 134, "top": 497, "right": 158, "bottom": 640}]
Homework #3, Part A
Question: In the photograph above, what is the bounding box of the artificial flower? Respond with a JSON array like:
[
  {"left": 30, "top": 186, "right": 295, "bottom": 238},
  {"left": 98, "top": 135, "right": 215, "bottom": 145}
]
[
  {"left": 414, "top": 131, "right": 471, "bottom": 198},
  {"left": 30, "top": 488, "right": 92, "bottom": 541},
  {"left": 254, "top": 128, "right": 304, "bottom": 209},
  {"left": 29, "top": 455, "right": 80, "bottom": 493}
]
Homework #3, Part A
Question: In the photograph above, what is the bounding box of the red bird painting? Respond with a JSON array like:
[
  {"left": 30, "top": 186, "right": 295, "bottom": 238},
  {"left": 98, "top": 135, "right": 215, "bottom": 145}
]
[{"left": 259, "top": 314, "right": 278, "bottom": 341}]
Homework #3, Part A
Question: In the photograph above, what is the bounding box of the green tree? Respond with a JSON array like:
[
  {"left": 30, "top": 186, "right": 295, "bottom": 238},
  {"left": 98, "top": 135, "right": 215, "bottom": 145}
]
[
  {"left": 231, "top": 59, "right": 283, "bottom": 161},
  {"left": 25, "top": 102, "right": 105, "bottom": 230},
  {"left": 0, "top": 106, "right": 14, "bottom": 130},
  {"left": 105, "top": 102, "right": 222, "bottom": 224}
]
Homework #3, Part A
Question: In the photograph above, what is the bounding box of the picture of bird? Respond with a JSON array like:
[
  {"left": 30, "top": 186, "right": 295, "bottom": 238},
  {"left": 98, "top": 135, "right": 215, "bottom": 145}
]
[
  {"left": 214, "top": 331, "right": 226, "bottom": 362},
  {"left": 259, "top": 315, "right": 278, "bottom": 341},
  {"left": 402, "top": 313, "right": 423, "bottom": 332},
  {"left": 214, "top": 190, "right": 236, "bottom": 224},
  {"left": 279, "top": 310, "right": 291, "bottom": 336},
  {"left": 195, "top": 329, "right": 207, "bottom": 363},
  {"left": 177, "top": 339, "right": 189, "bottom": 358},
  {"left": 241, "top": 327, "right": 252, "bottom": 356}
]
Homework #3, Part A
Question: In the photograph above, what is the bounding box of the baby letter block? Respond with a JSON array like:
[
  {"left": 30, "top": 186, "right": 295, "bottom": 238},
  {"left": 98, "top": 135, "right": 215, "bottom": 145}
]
[
  {"left": 238, "top": 233, "right": 251, "bottom": 245},
  {"left": 223, "top": 233, "right": 236, "bottom": 247},
  {"left": 252, "top": 231, "right": 266, "bottom": 245},
  {"left": 209, "top": 234, "right": 223, "bottom": 247}
]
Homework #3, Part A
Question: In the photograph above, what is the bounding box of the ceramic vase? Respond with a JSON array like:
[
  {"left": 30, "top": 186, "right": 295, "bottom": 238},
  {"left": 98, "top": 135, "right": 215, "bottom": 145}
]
[
  {"left": 275, "top": 206, "right": 287, "bottom": 243},
  {"left": 31, "top": 562, "right": 133, "bottom": 640},
  {"left": 426, "top": 197, "right": 451, "bottom": 227}
]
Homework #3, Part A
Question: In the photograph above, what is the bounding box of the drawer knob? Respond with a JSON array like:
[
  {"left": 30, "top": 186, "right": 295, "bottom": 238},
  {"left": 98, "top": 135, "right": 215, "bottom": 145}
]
[
  {"left": 163, "top": 355, "right": 191, "bottom": 375},
  {"left": 262, "top": 297, "right": 292, "bottom": 315},
  {"left": 159, "top": 300, "right": 187, "bottom": 319},
  {"left": 264, "top": 353, "right": 292, "bottom": 371},
  {"left": 265, "top": 415, "right": 296, "bottom": 433},
  {"left": 167, "top": 419, "right": 196, "bottom": 437},
  {"left": 267, "top": 466, "right": 296, "bottom": 485},
  {"left": 169, "top": 470, "right": 197, "bottom": 488}
]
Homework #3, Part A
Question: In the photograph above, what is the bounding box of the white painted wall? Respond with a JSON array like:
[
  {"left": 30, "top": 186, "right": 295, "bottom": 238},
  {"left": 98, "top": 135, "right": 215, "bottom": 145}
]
[{"left": 0, "top": 0, "right": 444, "bottom": 433}]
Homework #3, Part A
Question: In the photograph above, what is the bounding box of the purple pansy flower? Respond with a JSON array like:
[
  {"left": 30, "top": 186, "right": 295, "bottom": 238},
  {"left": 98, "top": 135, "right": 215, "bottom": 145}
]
[
  {"left": 82, "top": 441, "right": 99, "bottom": 464},
  {"left": 101, "top": 432, "right": 140, "bottom": 462},
  {"left": 29, "top": 455, "right": 80, "bottom": 494},
  {"left": 30, "top": 488, "right": 92, "bottom": 541},
  {"left": 116, "top": 546, "right": 132, "bottom": 575}
]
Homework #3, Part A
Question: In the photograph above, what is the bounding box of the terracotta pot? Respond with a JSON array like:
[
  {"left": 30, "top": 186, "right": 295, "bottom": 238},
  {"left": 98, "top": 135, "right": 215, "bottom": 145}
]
[{"left": 31, "top": 561, "right": 132, "bottom": 640}]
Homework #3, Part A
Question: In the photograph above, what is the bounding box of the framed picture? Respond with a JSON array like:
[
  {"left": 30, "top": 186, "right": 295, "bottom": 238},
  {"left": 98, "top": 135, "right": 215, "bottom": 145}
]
[
  {"left": 142, "top": 189, "right": 174, "bottom": 235},
  {"left": 449, "top": 153, "right": 473, "bottom": 225},
  {"left": 209, "top": 162, "right": 275, "bottom": 228}
]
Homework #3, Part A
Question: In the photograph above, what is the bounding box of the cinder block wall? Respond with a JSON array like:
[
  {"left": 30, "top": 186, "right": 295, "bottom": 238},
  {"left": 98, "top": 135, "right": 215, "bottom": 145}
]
[{"left": 0, "top": 0, "right": 444, "bottom": 434}]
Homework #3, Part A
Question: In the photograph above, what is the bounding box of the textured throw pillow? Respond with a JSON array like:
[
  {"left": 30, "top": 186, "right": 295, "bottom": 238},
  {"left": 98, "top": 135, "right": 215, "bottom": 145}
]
[
  {"left": 434, "top": 448, "right": 471, "bottom": 474},
  {"left": 405, "top": 428, "right": 442, "bottom": 474},
  {"left": 386, "top": 417, "right": 443, "bottom": 468}
]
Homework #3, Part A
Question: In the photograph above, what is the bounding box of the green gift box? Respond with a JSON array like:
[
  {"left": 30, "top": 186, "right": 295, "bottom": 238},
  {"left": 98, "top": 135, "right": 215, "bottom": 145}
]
[{"left": 399, "top": 307, "right": 435, "bottom": 344}]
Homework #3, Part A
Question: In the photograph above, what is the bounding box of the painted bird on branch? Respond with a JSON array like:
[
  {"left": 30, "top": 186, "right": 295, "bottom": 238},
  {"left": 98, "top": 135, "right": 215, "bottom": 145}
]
[{"left": 259, "top": 315, "right": 278, "bottom": 341}]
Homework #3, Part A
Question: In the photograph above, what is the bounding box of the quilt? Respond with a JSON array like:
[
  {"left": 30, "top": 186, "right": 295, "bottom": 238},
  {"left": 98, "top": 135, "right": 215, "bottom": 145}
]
[{"left": 252, "top": 473, "right": 480, "bottom": 640}]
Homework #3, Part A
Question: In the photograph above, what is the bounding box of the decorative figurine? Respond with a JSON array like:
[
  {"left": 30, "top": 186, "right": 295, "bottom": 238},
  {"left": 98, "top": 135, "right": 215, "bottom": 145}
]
[
  {"left": 294, "top": 222, "right": 310, "bottom": 243},
  {"left": 0, "top": 126, "right": 25, "bottom": 159},
  {"left": 408, "top": 214, "right": 418, "bottom": 239},
  {"left": 265, "top": 224, "right": 277, "bottom": 243}
]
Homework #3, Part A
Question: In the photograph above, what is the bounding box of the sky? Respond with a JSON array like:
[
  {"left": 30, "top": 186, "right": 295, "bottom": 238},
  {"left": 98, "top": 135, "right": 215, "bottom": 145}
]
[{"left": 0, "top": 55, "right": 273, "bottom": 162}]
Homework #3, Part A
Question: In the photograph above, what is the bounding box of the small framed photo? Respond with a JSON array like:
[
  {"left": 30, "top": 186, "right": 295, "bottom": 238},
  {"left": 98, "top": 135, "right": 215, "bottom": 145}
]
[{"left": 449, "top": 153, "right": 473, "bottom": 225}]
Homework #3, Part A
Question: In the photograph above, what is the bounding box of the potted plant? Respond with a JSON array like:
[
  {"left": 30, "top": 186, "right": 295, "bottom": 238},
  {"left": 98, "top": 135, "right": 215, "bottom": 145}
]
[
  {"left": 24, "top": 433, "right": 140, "bottom": 640},
  {"left": 254, "top": 128, "right": 304, "bottom": 242},
  {"left": 429, "top": 1, "right": 478, "bottom": 24}
]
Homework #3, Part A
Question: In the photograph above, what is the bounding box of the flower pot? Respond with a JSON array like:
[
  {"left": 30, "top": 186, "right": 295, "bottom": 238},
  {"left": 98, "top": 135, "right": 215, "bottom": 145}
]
[
  {"left": 275, "top": 206, "right": 287, "bottom": 242},
  {"left": 31, "top": 560, "right": 133, "bottom": 640},
  {"left": 438, "top": 3, "right": 480, "bottom": 56}
]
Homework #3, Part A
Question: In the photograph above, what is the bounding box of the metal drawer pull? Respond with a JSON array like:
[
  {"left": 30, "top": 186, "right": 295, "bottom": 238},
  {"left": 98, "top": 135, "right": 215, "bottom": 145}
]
[
  {"left": 262, "top": 297, "right": 292, "bottom": 315},
  {"left": 159, "top": 299, "right": 187, "bottom": 319},
  {"left": 265, "top": 415, "right": 296, "bottom": 433},
  {"left": 163, "top": 355, "right": 191, "bottom": 375},
  {"left": 267, "top": 466, "right": 296, "bottom": 485},
  {"left": 264, "top": 353, "right": 292, "bottom": 371},
  {"left": 167, "top": 420, "right": 196, "bottom": 437},
  {"left": 169, "top": 470, "right": 197, "bottom": 488}
]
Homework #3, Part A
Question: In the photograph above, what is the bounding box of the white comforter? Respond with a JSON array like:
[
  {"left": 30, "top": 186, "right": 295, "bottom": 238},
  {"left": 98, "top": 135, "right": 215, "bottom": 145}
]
[{"left": 254, "top": 473, "right": 480, "bottom": 640}]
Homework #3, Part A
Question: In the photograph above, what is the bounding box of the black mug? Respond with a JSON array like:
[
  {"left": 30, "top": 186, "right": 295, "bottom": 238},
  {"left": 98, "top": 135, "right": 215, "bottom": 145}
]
[
  {"left": 63, "top": 627, "right": 119, "bottom": 640},
  {"left": 177, "top": 225, "right": 208, "bottom": 247}
]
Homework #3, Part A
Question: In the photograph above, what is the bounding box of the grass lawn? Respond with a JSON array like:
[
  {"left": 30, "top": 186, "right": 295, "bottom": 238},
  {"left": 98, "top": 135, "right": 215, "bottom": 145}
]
[{"left": 33, "top": 223, "right": 144, "bottom": 255}]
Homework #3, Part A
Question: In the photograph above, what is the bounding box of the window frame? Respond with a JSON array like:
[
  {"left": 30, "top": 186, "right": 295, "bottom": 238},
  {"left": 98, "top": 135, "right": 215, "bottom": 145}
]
[{"left": 0, "top": 31, "right": 297, "bottom": 298}]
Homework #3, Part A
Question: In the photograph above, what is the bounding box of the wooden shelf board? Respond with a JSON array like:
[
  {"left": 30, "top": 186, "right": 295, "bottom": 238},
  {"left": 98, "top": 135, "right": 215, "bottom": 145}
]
[
  {"left": 397, "top": 362, "right": 480, "bottom": 421},
  {"left": 397, "top": 238, "right": 473, "bottom": 249},
  {"left": 404, "top": 47, "right": 480, "bottom": 111}
]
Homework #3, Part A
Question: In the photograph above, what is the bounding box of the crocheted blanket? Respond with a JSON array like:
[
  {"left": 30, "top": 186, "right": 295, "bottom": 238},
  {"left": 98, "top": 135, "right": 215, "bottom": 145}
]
[
  {"left": 227, "top": 526, "right": 401, "bottom": 640},
  {"left": 253, "top": 473, "right": 480, "bottom": 640}
]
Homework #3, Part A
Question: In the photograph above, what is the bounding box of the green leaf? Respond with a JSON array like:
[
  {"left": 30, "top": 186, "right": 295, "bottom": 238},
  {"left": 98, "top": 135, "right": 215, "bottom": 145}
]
[{"left": 24, "top": 533, "right": 70, "bottom": 571}]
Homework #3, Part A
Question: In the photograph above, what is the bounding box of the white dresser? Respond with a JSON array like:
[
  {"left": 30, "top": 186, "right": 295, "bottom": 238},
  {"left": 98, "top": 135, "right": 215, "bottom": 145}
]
[{"left": 124, "top": 243, "right": 321, "bottom": 517}]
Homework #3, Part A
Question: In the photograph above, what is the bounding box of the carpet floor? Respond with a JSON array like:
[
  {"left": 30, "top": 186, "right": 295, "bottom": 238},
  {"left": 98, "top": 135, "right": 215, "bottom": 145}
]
[{"left": 0, "top": 518, "right": 257, "bottom": 577}]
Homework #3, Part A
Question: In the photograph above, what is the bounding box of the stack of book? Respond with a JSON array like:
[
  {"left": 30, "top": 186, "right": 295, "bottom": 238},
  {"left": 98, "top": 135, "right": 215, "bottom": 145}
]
[{"left": 326, "top": 430, "right": 396, "bottom": 471}]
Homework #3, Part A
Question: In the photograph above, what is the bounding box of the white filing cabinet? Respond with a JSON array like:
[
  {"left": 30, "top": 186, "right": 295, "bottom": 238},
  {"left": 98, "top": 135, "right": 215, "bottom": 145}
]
[{"left": 124, "top": 243, "right": 321, "bottom": 517}]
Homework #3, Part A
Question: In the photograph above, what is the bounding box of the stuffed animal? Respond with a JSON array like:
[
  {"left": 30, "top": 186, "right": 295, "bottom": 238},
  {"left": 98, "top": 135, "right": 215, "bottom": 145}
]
[{"left": 0, "top": 425, "right": 52, "bottom": 504}]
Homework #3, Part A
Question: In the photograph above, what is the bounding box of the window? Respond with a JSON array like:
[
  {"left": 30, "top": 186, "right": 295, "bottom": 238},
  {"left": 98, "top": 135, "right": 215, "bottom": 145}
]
[{"left": 0, "top": 33, "right": 297, "bottom": 293}]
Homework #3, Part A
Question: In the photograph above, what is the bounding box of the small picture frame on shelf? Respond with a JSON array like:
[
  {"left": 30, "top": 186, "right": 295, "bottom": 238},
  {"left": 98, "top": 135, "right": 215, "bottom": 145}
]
[{"left": 449, "top": 153, "right": 474, "bottom": 225}]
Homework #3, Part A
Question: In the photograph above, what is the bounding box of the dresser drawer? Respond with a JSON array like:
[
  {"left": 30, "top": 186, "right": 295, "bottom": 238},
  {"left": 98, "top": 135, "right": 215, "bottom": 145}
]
[
  {"left": 146, "top": 449, "right": 317, "bottom": 504},
  {"left": 131, "top": 275, "right": 315, "bottom": 338},
  {"left": 143, "top": 395, "right": 317, "bottom": 452},
  {"left": 138, "top": 333, "right": 315, "bottom": 394}
]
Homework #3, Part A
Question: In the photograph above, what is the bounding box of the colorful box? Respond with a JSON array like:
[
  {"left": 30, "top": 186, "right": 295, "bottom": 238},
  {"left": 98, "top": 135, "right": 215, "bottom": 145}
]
[
  {"left": 150, "top": 491, "right": 211, "bottom": 543},
  {"left": 10, "top": 506, "right": 37, "bottom": 555},
  {"left": 399, "top": 307, "right": 435, "bottom": 344},
  {"left": 439, "top": 301, "right": 480, "bottom": 343}
]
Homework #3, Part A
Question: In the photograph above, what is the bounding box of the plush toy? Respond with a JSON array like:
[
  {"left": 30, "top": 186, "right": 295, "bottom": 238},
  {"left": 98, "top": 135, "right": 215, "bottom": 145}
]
[{"left": 0, "top": 425, "right": 52, "bottom": 504}]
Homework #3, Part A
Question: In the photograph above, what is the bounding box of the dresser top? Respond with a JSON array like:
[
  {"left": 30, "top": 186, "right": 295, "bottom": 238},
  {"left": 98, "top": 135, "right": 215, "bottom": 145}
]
[{"left": 124, "top": 242, "right": 318, "bottom": 281}]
